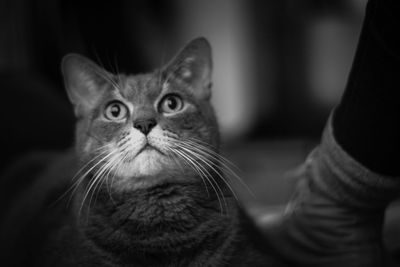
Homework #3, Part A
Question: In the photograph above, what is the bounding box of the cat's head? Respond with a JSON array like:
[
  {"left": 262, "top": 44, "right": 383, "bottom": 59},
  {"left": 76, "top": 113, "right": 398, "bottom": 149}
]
[{"left": 62, "top": 38, "right": 220, "bottom": 192}]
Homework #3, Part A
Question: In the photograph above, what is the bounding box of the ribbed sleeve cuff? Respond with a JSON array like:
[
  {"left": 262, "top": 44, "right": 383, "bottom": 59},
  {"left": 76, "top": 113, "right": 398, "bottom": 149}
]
[{"left": 313, "top": 113, "right": 400, "bottom": 210}]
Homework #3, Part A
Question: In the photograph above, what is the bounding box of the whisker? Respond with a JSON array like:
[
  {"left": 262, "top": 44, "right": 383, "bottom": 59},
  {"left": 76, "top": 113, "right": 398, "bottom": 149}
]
[
  {"left": 92, "top": 51, "right": 121, "bottom": 90},
  {"left": 88, "top": 153, "right": 120, "bottom": 208},
  {"left": 186, "top": 138, "right": 241, "bottom": 172},
  {"left": 97, "top": 143, "right": 133, "bottom": 206},
  {"left": 87, "top": 151, "right": 123, "bottom": 216},
  {"left": 92, "top": 67, "right": 121, "bottom": 91},
  {"left": 167, "top": 147, "right": 210, "bottom": 197},
  {"left": 81, "top": 159, "right": 113, "bottom": 220},
  {"left": 173, "top": 149, "right": 226, "bottom": 214},
  {"left": 113, "top": 54, "right": 124, "bottom": 88},
  {"left": 171, "top": 148, "right": 226, "bottom": 214},
  {"left": 78, "top": 151, "right": 118, "bottom": 217},
  {"left": 157, "top": 42, "right": 169, "bottom": 90},
  {"left": 182, "top": 140, "right": 255, "bottom": 198},
  {"left": 70, "top": 145, "right": 110, "bottom": 183},
  {"left": 73, "top": 151, "right": 114, "bottom": 194},
  {"left": 107, "top": 149, "right": 133, "bottom": 204},
  {"left": 165, "top": 147, "right": 191, "bottom": 182},
  {"left": 65, "top": 149, "right": 114, "bottom": 207},
  {"left": 51, "top": 148, "right": 110, "bottom": 207},
  {"left": 177, "top": 145, "right": 239, "bottom": 203}
]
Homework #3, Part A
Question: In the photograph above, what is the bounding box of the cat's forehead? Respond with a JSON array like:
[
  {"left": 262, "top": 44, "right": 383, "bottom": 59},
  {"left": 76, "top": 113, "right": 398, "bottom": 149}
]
[{"left": 119, "top": 73, "right": 162, "bottom": 103}]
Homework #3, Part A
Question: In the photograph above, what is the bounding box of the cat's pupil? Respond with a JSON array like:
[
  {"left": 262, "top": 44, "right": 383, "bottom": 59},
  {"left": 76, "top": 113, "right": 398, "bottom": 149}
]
[
  {"left": 167, "top": 98, "right": 177, "bottom": 110},
  {"left": 111, "top": 105, "right": 120, "bottom": 117}
]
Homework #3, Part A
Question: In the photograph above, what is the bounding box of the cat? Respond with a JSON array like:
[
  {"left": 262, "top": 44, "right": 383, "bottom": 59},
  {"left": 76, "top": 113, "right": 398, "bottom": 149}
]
[{"left": 0, "top": 38, "right": 287, "bottom": 266}]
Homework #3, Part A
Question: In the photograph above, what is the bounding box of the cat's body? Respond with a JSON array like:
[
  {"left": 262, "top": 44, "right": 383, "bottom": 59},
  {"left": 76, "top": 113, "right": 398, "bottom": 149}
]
[
  {"left": 0, "top": 38, "right": 287, "bottom": 266},
  {"left": 1, "top": 150, "right": 283, "bottom": 267}
]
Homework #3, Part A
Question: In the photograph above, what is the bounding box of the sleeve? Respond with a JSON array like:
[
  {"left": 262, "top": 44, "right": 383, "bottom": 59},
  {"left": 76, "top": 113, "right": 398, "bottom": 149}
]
[{"left": 263, "top": 113, "right": 400, "bottom": 267}]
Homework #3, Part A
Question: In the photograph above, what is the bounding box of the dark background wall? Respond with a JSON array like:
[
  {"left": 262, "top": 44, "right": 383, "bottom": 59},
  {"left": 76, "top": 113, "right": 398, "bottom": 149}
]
[{"left": 0, "top": 0, "right": 366, "bottom": 173}]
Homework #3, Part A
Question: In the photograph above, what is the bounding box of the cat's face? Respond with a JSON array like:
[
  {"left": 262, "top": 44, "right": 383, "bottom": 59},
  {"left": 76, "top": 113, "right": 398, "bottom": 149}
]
[{"left": 62, "top": 38, "right": 219, "bottom": 192}]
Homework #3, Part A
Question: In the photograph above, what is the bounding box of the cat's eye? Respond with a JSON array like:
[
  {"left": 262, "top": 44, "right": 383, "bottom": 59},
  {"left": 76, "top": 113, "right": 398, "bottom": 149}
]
[
  {"left": 104, "top": 101, "right": 128, "bottom": 121},
  {"left": 159, "top": 94, "right": 184, "bottom": 114}
]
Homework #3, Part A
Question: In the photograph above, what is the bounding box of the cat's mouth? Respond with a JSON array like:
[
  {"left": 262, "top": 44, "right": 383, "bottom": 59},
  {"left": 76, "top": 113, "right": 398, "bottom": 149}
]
[{"left": 137, "top": 143, "right": 164, "bottom": 156}]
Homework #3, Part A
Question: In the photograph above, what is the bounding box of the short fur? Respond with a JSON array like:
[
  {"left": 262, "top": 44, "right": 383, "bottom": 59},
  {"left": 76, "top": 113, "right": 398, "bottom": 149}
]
[{"left": 0, "top": 38, "right": 286, "bottom": 267}]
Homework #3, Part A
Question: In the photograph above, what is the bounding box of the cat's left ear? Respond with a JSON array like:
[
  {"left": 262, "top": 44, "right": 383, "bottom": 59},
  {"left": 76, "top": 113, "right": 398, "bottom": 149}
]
[
  {"left": 163, "top": 37, "right": 212, "bottom": 100},
  {"left": 61, "top": 54, "right": 112, "bottom": 117}
]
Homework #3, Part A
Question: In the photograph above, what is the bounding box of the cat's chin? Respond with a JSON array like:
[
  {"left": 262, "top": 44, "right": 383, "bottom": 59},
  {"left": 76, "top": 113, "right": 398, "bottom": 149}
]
[
  {"left": 111, "top": 148, "right": 176, "bottom": 191},
  {"left": 121, "top": 148, "right": 165, "bottom": 176}
]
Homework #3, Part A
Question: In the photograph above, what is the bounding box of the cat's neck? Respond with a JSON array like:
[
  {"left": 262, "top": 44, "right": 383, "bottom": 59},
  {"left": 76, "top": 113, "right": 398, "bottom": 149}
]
[{"left": 73, "top": 180, "right": 239, "bottom": 266}]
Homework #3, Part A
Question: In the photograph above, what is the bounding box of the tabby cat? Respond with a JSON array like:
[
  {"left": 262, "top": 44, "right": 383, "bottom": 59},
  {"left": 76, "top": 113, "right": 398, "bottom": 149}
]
[{"left": 0, "top": 38, "right": 286, "bottom": 266}]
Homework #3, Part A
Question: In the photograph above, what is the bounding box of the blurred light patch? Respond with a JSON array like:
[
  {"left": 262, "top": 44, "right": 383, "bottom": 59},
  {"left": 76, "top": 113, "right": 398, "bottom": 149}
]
[
  {"left": 175, "top": 0, "right": 257, "bottom": 140},
  {"left": 306, "top": 12, "right": 363, "bottom": 107}
]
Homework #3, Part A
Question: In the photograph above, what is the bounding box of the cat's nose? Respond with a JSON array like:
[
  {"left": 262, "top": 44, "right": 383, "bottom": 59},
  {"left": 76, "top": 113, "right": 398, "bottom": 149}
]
[{"left": 133, "top": 118, "right": 157, "bottom": 135}]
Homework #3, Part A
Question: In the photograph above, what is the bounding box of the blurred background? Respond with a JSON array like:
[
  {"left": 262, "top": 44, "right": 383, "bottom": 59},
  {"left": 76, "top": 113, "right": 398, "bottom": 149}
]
[{"left": 0, "top": 0, "right": 367, "bottom": 206}]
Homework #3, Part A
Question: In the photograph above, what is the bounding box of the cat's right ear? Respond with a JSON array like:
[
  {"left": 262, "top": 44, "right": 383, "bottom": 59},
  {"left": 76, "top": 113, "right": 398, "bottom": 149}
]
[
  {"left": 61, "top": 54, "right": 110, "bottom": 117},
  {"left": 162, "top": 37, "right": 213, "bottom": 100}
]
